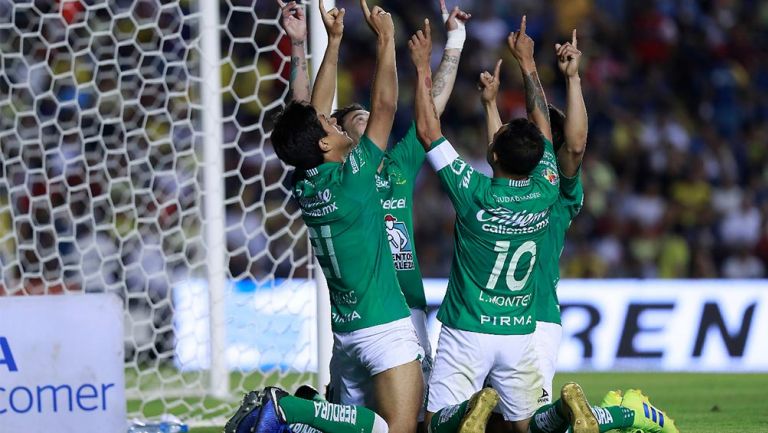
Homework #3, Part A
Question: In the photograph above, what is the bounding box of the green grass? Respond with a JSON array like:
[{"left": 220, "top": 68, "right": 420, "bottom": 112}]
[
  {"left": 158, "top": 372, "right": 768, "bottom": 432},
  {"left": 553, "top": 373, "right": 768, "bottom": 433}
]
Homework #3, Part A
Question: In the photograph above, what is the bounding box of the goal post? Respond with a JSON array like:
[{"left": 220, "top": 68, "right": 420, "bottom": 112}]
[{"left": 0, "top": 0, "right": 335, "bottom": 425}]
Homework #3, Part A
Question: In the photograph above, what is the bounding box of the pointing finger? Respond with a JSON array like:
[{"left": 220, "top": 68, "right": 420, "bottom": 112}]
[
  {"left": 572, "top": 29, "right": 577, "bottom": 48},
  {"left": 520, "top": 15, "right": 526, "bottom": 35},
  {"left": 493, "top": 58, "right": 502, "bottom": 78},
  {"left": 360, "top": 0, "right": 371, "bottom": 19}
]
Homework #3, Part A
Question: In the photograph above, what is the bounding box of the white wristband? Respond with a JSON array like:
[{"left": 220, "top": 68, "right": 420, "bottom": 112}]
[{"left": 442, "top": 12, "right": 466, "bottom": 51}]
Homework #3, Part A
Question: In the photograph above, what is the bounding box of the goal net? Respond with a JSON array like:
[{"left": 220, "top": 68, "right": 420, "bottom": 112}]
[{"left": 0, "top": 0, "right": 321, "bottom": 424}]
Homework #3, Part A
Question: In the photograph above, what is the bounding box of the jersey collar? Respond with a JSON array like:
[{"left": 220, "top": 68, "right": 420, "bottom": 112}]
[
  {"left": 491, "top": 177, "right": 531, "bottom": 187},
  {"left": 305, "top": 162, "right": 339, "bottom": 178}
]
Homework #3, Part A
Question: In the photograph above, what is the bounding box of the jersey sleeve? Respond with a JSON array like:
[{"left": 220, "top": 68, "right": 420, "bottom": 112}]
[
  {"left": 386, "top": 122, "right": 425, "bottom": 181},
  {"left": 558, "top": 166, "right": 584, "bottom": 220},
  {"left": 426, "top": 137, "right": 489, "bottom": 215},
  {"left": 341, "top": 134, "right": 386, "bottom": 195}
]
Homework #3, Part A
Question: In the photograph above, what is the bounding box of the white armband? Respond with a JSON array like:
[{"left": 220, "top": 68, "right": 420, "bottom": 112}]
[{"left": 427, "top": 138, "right": 459, "bottom": 171}]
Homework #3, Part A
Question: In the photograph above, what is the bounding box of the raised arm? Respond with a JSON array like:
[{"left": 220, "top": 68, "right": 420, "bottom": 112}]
[
  {"left": 360, "top": 0, "right": 397, "bottom": 151},
  {"left": 432, "top": 0, "right": 471, "bottom": 115},
  {"left": 478, "top": 59, "right": 503, "bottom": 145},
  {"left": 409, "top": 20, "right": 442, "bottom": 149},
  {"left": 556, "top": 30, "right": 587, "bottom": 177},
  {"left": 278, "top": 0, "right": 310, "bottom": 103},
  {"left": 507, "top": 15, "right": 552, "bottom": 142},
  {"left": 310, "top": 0, "right": 344, "bottom": 115}
]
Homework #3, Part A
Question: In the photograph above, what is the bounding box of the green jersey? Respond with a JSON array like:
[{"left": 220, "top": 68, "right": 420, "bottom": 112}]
[
  {"left": 536, "top": 168, "right": 584, "bottom": 325},
  {"left": 376, "top": 123, "right": 427, "bottom": 310},
  {"left": 427, "top": 136, "right": 560, "bottom": 335},
  {"left": 293, "top": 135, "right": 410, "bottom": 333}
]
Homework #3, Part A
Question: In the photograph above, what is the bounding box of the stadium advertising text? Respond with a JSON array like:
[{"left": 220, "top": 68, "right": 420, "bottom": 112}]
[
  {"left": 173, "top": 279, "right": 768, "bottom": 372},
  {"left": 425, "top": 279, "right": 768, "bottom": 372},
  {"left": 0, "top": 295, "right": 125, "bottom": 433}
]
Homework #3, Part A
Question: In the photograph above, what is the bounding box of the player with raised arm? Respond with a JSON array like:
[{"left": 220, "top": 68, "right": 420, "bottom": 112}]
[
  {"left": 226, "top": 2, "right": 424, "bottom": 433},
  {"left": 277, "top": 1, "right": 471, "bottom": 428},
  {"left": 324, "top": 2, "right": 472, "bottom": 402},
  {"left": 479, "top": 30, "right": 679, "bottom": 433},
  {"left": 408, "top": 17, "right": 597, "bottom": 433}
]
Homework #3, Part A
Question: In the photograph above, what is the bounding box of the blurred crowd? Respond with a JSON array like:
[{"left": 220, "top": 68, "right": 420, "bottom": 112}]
[
  {"left": 3, "top": 0, "right": 768, "bottom": 294},
  {"left": 272, "top": 0, "right": 768, "bottom": 279}
]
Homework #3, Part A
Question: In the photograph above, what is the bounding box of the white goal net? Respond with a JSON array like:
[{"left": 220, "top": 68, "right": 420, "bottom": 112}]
[{"left": 0, "top": 0, "right": 319, "bottom": 424}]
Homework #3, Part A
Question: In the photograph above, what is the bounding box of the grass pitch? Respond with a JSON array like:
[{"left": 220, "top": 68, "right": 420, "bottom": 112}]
[
  {"left": 169, "top": 372, "right": 767, "bottom": 432},
  {"left": 553, "top": 372, "right": 768, "bottom": 433}
]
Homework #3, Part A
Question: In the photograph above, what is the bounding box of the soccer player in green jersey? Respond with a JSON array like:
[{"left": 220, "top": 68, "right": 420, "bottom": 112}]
[
  {"left": 479, "top": 31, "right": 679, "bottom": 433},
  {"left": 268, "top": 1, "right": 424, "bottom": 433},
  {"left": 407, "top": 16, "right": 597, "bottom": 433},
  {"left": 327, "top": 1, "right": 471, "bottom": 408}
]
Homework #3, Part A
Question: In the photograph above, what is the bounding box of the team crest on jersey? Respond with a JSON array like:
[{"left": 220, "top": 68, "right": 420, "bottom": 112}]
[
  {"left": 384, "top": 214, "right": 414, "bottom": 270},
  {"left": 542, "top": 168, "right": 559, "bottom": 185},
  {"left": 389, "top": 170, "right": 407, "bottom": 185}
]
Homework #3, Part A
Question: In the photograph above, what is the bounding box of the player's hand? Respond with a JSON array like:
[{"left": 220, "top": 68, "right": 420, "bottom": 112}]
[
  {"left": 440, "top": 0, "right": 471, "bottom": 32},
  {"left": 408, "top": 19, "right": 432, "bottom": 68},
  {"left": 319, "top": 0, "right": 345, "bottom": 40},
  {"left": 277, "top": 0, "right": 307, "bottom": 43},
  {"left": 506, "top": 15, "right": 534, "bottom": 64},
  {"left": 360, "top": 0, "right": 394, "bottom": 40},
  {"left": 479, "top": 59, "right": 502, "bottom": 104},
  {"left": 556, "top": 29, "right": 581, "bottom": 78}
]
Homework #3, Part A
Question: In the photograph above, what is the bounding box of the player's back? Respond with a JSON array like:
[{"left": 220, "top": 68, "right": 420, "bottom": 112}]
[
  {"left": 427, "top": 137, "right": 560, "bottom": 335},
  {"left": 293, "top": 136, "right": 410, "bottom": 333}
]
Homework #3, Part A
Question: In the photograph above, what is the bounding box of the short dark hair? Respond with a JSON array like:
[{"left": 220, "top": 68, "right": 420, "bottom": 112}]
[
  {"left": 331, "top": 103, "right": 366, "bottom": 128},
  {"left": 272, "top": 101, "right": 326, "bottom": 170},
  {"left": 548, "top": 104, "right": 565, "bottom": 153},
  {"left": 492, "top": 118, "right": 545, "bottom": 176}
]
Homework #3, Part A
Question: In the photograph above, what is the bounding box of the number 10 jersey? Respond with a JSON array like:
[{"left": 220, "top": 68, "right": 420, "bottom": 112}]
[{"left": 426, "top": 136, "right": 560, "bottom": 335}]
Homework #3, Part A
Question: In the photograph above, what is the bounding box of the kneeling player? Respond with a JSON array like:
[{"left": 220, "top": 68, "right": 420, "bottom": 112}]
[
  {"left": 262, "top": 2, "right": 424, "bottom": 433},
  {"left": 225, "top": 386, "right": 387, "bottom": 433},
  {"left": 407, "top": 16, "right": 597, "bottom": 433}
]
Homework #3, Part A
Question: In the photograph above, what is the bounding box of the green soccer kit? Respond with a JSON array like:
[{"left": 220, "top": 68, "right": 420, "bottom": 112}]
[
  {"left": 426, "top": 136, "right": 560, "bottom": 335},
  {"left": 293, "top": 135, "right": 410, "bottom": 333},
  {"left": 536, "top": 169, "right": 584, "bottom": 325},
  {"left": 376, "top": 123, "right": 427, "bottom": 310}
]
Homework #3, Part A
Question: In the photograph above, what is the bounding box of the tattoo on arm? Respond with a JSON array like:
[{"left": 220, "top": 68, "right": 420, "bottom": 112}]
[
  {"left": 290, "top": 56, "right": 299, "bottom": 83},
  {"left": 523, "top": 70, "right": 550, "bottom": 124},
  {"left": 289, "top": 54, "right": 310, "bottom": 98},
  {"left": 431, "top": 53, "right": 459, "bottom": 98}
]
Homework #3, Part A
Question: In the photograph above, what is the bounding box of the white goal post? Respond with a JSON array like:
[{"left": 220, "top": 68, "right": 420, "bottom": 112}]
[{"left": 0, "top": 0, "right": 333, "bottom": 425}]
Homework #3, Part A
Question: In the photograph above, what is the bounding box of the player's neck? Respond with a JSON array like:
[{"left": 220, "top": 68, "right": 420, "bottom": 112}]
[{"left": 323, "top": 149, "right": 346, "bottom": 164}]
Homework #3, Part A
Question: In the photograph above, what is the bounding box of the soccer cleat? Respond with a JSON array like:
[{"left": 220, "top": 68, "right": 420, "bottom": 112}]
[
  {"left": 622, "top": 389, "right": 679, "bottom": 433},
  {"left": 599, "top": 389, "right": 623, "bottom": 407},
  {"left": 560, "top": 382, "right": 599, "bottom": 433},
  {"left": 457, "top": 388, "right": 500, "bottom": 433},
  {"left": 225, "top": 387, "right": 291, "bottom": 433}
]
